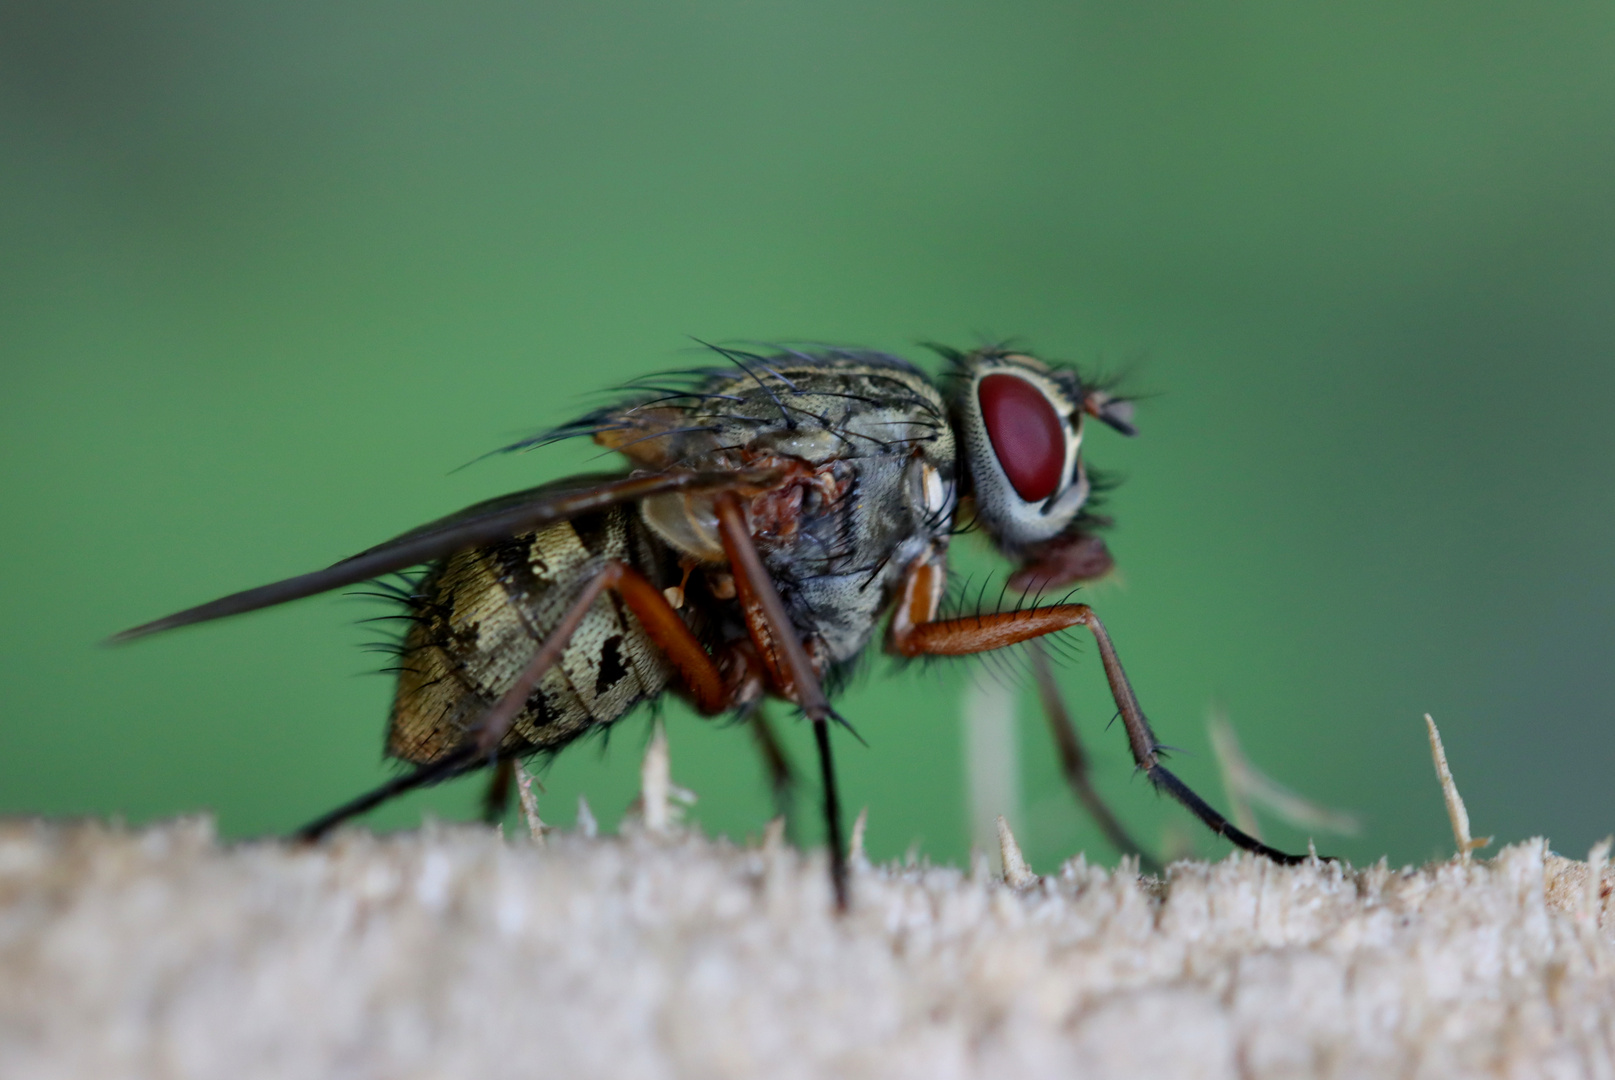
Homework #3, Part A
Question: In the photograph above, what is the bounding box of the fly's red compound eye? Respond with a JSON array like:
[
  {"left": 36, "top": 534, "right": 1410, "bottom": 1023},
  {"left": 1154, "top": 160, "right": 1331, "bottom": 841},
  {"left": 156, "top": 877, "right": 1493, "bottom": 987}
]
[{"left": 978, "top": 373, "right": 1066, "bottom": 502}]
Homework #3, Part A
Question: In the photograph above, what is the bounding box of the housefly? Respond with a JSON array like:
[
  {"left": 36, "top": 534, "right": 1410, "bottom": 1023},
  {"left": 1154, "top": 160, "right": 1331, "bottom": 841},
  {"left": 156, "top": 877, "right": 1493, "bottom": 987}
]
[{"left": 113, "top": 344, "right": 1309, "bottom": 908}]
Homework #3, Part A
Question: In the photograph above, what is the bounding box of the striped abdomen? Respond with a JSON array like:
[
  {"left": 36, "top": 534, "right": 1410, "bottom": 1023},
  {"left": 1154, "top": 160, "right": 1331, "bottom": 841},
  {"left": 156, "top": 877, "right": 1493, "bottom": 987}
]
[{"left": 387, "top": 507, "right": 677, "bottom": 764}]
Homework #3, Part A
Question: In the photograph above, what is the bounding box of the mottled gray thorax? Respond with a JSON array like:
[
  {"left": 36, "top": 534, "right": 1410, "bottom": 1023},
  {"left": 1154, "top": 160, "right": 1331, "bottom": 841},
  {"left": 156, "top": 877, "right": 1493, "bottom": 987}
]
[{"left": 669, "top": 353, "right": 959, "bottom": 673}]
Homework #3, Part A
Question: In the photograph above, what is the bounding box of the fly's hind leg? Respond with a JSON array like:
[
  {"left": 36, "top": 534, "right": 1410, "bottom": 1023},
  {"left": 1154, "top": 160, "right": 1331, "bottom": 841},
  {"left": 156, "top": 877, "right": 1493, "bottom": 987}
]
[
  {"left": 295, "top": 746, "right": 482, "bottom": 840},
  {"left": 295, "top": 559, "right": 732, "bottom": 840}
]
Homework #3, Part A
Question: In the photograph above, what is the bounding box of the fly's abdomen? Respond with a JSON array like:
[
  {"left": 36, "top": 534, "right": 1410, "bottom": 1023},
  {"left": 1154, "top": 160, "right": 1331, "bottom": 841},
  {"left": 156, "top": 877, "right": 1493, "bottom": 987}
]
[{"left": 387, "top": 508, "right": 674, "bottom": 764}]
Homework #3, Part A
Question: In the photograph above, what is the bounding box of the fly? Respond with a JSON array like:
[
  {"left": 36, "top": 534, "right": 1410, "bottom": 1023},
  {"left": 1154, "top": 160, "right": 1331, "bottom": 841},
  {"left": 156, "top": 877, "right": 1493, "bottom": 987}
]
[{"left": 112, "top": 344, "right": 1311, "bottom": 909}]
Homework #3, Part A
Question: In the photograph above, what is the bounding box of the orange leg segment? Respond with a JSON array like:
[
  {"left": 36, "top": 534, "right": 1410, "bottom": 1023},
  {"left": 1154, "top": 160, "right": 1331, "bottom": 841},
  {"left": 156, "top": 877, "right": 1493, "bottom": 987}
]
[
  {"left": 889, "top": 564, "right": 1314, "bottom": 866},
  {"left": 894, "top": 603, "right": 1161, "bottom": 770},
  {"left": 472, "top": 559, "right": 729, "bottom": 755},
  {"left": 899, "top": 606, "right": 1086, "bottom": 654}
]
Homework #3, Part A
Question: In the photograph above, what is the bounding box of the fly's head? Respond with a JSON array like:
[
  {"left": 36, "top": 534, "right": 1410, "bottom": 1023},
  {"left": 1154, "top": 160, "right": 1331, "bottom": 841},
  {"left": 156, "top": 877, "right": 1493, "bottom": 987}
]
[{"left": 941, "top": 346, "right": 1136, "bottom": 591}]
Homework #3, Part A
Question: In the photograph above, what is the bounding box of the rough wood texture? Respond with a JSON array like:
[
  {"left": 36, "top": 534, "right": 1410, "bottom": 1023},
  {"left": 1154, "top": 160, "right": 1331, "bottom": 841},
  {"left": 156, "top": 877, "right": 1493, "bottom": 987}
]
[{"left": 1, "top": 815, "right": 1611, "bottom": 1080}]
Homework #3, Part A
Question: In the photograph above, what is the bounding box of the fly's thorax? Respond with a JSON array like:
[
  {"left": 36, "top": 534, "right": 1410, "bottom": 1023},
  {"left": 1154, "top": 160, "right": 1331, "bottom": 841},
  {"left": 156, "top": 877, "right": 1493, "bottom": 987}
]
[
  {"left": 387, "top": 507, "right": 680, "bottom": 764},
  {"left": 605, "top": 351, "right": 961, "bottom": 669},
  {"left": 592, "top": 349, "right": 955, "bottom": 474},
  {"left": 717, "top": 356, "right": 956, "bottom": 469},
  {"left": 738, "top": 366, "right": 958, "bottom": 666},
  {"left": 622, "top": 346, "right": 957, "bottom": 537}
]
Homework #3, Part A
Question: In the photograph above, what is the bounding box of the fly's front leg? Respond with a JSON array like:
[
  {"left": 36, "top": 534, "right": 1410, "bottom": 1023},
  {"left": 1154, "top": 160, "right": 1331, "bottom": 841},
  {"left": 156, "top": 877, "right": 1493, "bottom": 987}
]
[
  {"left": 888, "top": 549, "right": 1311, "bottom": 865},
  {"left": 894, "top": 599, "right": 1162, "bottom": 772}
]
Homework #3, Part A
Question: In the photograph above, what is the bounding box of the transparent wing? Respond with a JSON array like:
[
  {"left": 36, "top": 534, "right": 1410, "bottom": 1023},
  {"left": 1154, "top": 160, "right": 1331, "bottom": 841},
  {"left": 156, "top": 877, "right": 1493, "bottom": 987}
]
[{"left": 109, "top": 466, "right": 781, "bottom": 643}]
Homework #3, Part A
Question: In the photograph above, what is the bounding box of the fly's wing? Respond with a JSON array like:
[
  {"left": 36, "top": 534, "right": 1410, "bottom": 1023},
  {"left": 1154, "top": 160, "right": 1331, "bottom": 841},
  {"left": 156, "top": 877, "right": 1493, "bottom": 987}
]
[{"left": 109, "top": 466, "right": 781, "bottom": 643}]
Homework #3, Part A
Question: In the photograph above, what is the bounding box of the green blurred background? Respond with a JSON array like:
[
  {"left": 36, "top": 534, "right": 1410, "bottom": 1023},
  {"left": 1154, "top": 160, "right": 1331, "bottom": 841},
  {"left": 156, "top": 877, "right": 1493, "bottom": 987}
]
[{"left": 4, "top": 1, "right": 1613, "bottom": 873}]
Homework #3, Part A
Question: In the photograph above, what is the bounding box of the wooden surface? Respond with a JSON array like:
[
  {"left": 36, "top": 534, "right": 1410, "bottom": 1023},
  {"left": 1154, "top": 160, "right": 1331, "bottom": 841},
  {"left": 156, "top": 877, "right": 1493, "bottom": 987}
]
[{"left": 0, "top": 812, "right": 1611, "bottom": 1079}]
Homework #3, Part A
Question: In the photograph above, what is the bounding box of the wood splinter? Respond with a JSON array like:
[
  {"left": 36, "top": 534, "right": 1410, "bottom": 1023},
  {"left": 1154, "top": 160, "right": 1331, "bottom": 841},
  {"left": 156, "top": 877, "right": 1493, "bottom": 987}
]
[
  {"left": 1425, "top": 713, "right": 1491, "bottom": 861},
  {"left": 635, "top": 719, "right": 694, "bottom": 835},
  {"left": 515, "top": 763, "right": 545, "bottom": 844},
  {"left": 848, "top": 807, "right": 869, "bottom": 866},
  {"left": 997, "top": 815, "right": 1036, "bottom": 889}
]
